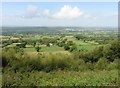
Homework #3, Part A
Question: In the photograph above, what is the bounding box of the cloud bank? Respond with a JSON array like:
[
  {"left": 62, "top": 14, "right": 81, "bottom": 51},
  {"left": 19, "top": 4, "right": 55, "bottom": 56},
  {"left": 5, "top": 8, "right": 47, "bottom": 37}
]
[
  {"left": 53, "top": 5, "right": 83, "bottom": 19},
  {"left": 43, "top": 5, "right": 83, "bottom": 19}
]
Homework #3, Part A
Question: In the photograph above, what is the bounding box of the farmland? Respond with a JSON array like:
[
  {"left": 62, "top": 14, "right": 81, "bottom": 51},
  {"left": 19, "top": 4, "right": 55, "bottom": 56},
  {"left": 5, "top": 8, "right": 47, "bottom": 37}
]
[{"left": 1, "top": 27, "right": 119, "bottom": 87}]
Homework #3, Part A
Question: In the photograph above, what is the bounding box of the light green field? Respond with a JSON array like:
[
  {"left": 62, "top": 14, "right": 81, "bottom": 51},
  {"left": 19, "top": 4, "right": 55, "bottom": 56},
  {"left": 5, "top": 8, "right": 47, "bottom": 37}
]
[
  {"left": 24, "top": 47, "right": 36, "bottom": 52},
  {"left": 24, "top": 45, "right": 64, "bottom": 52},
  {"left": 73, "top": 40, "right": 92, "bottom": 45},
  {"left": 5, "top": 43, "right": 21, "bottom": 48},
  {"left": 78, "top": 45, "right": 102, "bottom": 51},
  {"left": 41, "top": 46, "right": 64, "bottom": 51},
  {"left": 5, "top": 39, "right": 102, "bottom": 52},
  {"left": 73, "top": 40, "right": 101, "bottom": 51}
]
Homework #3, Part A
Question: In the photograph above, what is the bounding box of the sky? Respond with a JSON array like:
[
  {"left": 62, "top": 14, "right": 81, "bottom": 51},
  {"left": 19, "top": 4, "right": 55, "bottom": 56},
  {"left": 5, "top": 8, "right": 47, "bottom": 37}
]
[{"left": 1, "top": 2, "right": 118, "bottom": 27}]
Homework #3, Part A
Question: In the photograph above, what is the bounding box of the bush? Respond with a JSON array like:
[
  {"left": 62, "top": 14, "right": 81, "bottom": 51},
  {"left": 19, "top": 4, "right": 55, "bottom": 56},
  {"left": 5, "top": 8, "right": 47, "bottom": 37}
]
[
  {"left": 95, "top": 57, "right": 109, "bottom": 70},
  {"left": 107, "top": 59, "right": 118, "bottom": 70},
  {"left": 69, "top": 59, "right": 88, "bottom": 71},
  {"left": 35, "top": 46, "right": 41, "bottom": 52},
  {"left": 69, "top": 45, "right": 77, "bottom": 52},
  {"left": 2, "top": 56, "right": 8, "bottom": 67},
  {"left": 12, "top": 58, "right": 42, "bottom": 72},
  {"left": 64, "top": 45, "right": 70, "bottom": 50},
  {"left": 86, "top": 61, "right": 95, "bottom": 71},
  {"left": 43, "top": 53, "right": 73, "bottom": 71}
]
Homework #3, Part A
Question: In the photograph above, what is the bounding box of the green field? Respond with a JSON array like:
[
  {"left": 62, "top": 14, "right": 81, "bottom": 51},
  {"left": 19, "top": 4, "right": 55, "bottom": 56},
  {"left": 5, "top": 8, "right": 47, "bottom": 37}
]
[
  {"left": 78, "top": 45, "right": 102, "bottom": 51},
  {"left": 24, "top": 45, "right": 64, "bottom": 52},
  {"left": 73, "top": 40, "right": 101, "bottom": 51},
  {"left": 24, "top": 44, "right": 101, "bottom": 52},
  {"left": 41, "top": 46, "right": 64, "bottom": 51},
  {"left": 73, "top": 40, "right": 92, "bottom": 45}
]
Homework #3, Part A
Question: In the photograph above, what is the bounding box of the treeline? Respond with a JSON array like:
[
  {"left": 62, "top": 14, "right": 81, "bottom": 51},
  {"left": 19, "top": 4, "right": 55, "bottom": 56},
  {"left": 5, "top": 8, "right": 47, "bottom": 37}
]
[
  {"left": 2, "top": 37, "right": 59, "bottom": 48},
  {"left": 74, "top": 34, "right": 117, "bottom": 44}
]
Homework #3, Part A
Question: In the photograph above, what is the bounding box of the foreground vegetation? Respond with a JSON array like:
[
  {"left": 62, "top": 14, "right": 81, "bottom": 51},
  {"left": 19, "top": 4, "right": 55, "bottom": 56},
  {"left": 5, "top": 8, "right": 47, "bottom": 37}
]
[
  {"left": 1, "top": 27, "right": 119, "bottom": 87},
  {"left": 2, "top": 39, "right": 119, "bottom": 87},
  {"left": 3, "top": 70, "right": 118, "bottom": 86}
]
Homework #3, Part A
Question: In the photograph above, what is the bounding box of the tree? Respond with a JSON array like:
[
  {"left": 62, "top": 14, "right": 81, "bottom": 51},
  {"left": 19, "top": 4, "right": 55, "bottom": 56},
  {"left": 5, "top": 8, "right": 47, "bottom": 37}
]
[
  {"left": 32, "top": 41, "right": 36, "bottom": 47},
  {"left": 16, "top": 42, "right": 27, "bottom": 48},
  {"left": 35, "top": 46, "right": 41, "bottom": 52},
  {"left": 95, "top": 57, "right": 108, "bottom": 70},
  {"left": 64, "top": 45, "right": 70, "bottom": 50},
  {"left": 69, "top": 45, "right": 77, "bottom": 52},
  {"left": 75, "top": 35, "right": 86, "bottom": 40},
  {"left": 67, "top": 41, "right": 74, "bottom": 46},
  {"left": 110, "top": 40, "right": 120, "bottom": 59},
  {"left": 103, "top": 40, "right": 120, "bottom": 61},
  {"left": 46, "top": 43, "right": 50, "bottom": 47}
]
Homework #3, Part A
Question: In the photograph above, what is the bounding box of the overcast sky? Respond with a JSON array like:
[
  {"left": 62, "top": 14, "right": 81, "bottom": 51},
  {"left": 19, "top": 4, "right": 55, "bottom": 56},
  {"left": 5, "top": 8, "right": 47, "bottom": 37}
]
[{"left": 1, "top": 2, "right": 118, "bottom": 27}]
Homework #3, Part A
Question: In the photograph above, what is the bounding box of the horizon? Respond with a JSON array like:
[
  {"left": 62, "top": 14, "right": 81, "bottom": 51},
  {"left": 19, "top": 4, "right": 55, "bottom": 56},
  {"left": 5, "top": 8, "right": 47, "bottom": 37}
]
[{"left": 1, "top": 26, "right": 118, "bottom": 28}]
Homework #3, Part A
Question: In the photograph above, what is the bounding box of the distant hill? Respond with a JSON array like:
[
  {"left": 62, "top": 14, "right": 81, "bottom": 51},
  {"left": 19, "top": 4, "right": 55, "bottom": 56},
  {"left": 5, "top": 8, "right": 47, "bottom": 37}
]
[{"left": 2, "top": 26, "right": 117, "bottom": 35}]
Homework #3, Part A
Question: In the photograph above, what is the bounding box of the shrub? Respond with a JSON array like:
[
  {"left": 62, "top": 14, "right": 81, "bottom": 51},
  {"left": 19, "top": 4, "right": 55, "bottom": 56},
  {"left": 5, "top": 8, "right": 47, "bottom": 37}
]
[
  {"left": 35, "top": 46, "right": 41, "bottom": 52},
  {"left": 69, "top": 45, "right": 77, "bottom": 52},
  {"left": 69, "top": 58, "right": 88, "bottom": 71},
  {"left": 2, "top": 56, "right": 8, "bottom": 67},
  {"left": 12, "top": 57, "right": 43, "bottom": 72},
  {"left": 107, "top": 59, "right": 118, "bottom": 70},
  {"left": 95, "top": 57, "right": 109, "bottom": 70},
  {"left": 86, "top": 61, "right": 95, "bottom": 71},
  {"left": 64, "top": 45, "right": 70, "bottom": 50},
  {"left": 43, "top": 53, "right": 72, "bottom": 71}
]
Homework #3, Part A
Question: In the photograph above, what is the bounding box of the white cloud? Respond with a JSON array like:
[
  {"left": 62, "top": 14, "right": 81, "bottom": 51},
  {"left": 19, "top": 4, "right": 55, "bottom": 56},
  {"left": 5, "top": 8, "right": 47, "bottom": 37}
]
[
  {"left": 23, "top": 5, "right": 38, "bottom": 18},
  {"left": 53, "top": 5, "right": 83, "bottom": 19},
  {"left": 42, "top": 5, "right": 83, "bottom": 19}
]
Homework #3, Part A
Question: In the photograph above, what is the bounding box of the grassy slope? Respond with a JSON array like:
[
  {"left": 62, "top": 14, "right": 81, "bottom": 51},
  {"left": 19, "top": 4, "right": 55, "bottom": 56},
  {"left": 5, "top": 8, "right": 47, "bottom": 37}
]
[{"left": 2, "top": 70, "right": 118, "bottom": 86}]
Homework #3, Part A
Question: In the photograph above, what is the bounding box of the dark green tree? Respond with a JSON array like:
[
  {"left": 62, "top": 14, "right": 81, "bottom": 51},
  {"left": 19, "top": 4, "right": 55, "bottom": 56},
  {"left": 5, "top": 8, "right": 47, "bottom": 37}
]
[
  {"left": 35, "top": 46, "right": 41, "bottom": 52},
  {"left": 64, "top": 45, "right": 70, "bottom": 50}
]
